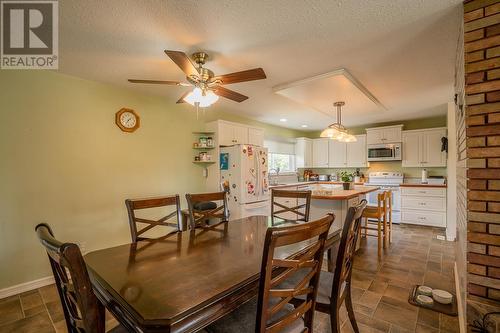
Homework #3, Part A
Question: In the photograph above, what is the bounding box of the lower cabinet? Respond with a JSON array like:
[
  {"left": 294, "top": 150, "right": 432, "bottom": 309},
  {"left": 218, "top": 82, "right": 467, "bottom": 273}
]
[{"left": 401, "top": 187, "right": 446, "bottom": 227}]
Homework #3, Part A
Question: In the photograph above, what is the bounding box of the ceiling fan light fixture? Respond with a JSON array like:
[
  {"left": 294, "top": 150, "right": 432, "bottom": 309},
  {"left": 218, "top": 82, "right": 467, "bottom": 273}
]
[{"left": 183, "top": 87, "right": 219, "bottom": 108}]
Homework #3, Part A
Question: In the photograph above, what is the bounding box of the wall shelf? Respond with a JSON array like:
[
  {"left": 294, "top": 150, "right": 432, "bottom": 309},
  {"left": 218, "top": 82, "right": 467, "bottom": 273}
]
[
  {"left": 192, "top": 161, "right": 216, "bottom": 164},
  {"left": 193, "top": 146, "right": 215, "bottom": 150},
  {"left": 192, "top": 131, "right": 215, "bottom": 135}
]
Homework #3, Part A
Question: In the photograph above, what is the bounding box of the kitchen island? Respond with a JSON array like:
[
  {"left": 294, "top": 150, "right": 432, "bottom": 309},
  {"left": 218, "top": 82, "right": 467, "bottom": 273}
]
[{"left": 270, "top": 182, "right": 378, "bottom": 231}]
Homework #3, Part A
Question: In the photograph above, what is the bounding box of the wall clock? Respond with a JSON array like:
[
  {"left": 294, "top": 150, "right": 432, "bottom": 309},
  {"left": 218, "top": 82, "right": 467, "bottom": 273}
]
[{"left": 115, "top": 108, "right": 140, "bottom": 132}]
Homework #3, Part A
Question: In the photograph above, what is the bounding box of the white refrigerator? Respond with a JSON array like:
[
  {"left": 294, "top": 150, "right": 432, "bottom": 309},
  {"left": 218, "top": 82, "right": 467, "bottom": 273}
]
[{"left": 220, "top": 145, "right": 270, "bottom": 219}]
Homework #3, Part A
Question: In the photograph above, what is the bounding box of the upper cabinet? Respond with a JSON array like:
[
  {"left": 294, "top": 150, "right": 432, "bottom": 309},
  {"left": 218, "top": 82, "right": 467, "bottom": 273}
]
[
  {"left": 312, "top": 138, "right": 329, "bottom": 168},
  {"left": 208, "top": 120, "right": 264, "bottom": 146},
  {"left": 328, "top": 139, "right": 347, "bottom": 167},
  {"left": 346, "top": 135, "right": 367, "bottom": 167},
  {"left": 402, "top": 128, "right": 447, "bottom": 167},
  {"left": 366, "top": 125, "right": 403, "bottom": 144},
  {"left": 307, "top": 135, "right": 366, "bottom": 168},
  {"left": 248, "top": 127, "right": 265, "bottom": 147},
  {"left": 295, "top": 138, "right": 313, "bottom": 168},
  {"left": 328, "top": 135, "right": 367, "bottom": 168}
]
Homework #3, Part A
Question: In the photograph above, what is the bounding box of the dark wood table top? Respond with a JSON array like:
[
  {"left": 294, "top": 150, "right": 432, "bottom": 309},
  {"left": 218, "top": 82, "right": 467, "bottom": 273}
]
[{"left": 85, "top": 215, "right": 341, "bottom": 333}]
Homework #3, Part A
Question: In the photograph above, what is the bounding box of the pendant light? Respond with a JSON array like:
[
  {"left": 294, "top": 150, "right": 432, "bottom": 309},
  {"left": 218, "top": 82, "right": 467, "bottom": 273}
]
[{"left": 320, "top": 101, "right": 357, "bottom": 142}]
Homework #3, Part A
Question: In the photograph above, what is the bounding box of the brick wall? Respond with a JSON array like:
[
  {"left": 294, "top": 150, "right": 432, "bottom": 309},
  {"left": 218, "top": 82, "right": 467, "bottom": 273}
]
[{"left": 463, "top": 0, "right": 500, "bottom": 311}]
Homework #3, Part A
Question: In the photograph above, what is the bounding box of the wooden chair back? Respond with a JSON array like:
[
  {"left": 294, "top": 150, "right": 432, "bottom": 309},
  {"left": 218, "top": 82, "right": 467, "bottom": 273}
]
[
  {"left": 125, "top": 195, "right": 182, "bottom": 243},
  {"left": 256, "top": 214, "right": 334, "bottom": 333},
  {"left": 185, "top": 192, "right": 229, "bottom": 229},
  {"left": 331, "top": 200, "right": 367, "bottom": 308},
  {"left": 35, "top": 223, "right": 105, "bottom": 333},
  {"left": 271, "top": 189, "right": 312, "bottom": 224}
]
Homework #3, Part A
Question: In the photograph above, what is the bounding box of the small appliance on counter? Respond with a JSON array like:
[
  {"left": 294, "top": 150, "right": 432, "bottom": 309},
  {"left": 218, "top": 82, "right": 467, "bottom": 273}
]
[
  {"left": 309, "top": 174, "right": 319, "bottom": 181},
  {"left": 303, "top": 169, "right": 313, "bottom": 181},
  {"left": 318, "top": 175, "right": 329, "bottom": 181},
  {"left": 328, "top": 174, "right": 338, "bottom": 181}
]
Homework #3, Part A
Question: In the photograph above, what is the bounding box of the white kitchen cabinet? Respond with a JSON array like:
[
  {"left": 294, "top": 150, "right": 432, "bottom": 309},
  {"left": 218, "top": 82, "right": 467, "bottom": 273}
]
[
  {"left": 346, "top": 135, "right": 367, "bottom": 167},
  {"left": 248, "top": 127, "right": 264, "bottom": 147},
  {"left": 366, "top": 125, "right": 403, "bottom": 144},
  {"left": 424, "top": 129, "right": 447, "bottom": 167},
  {"left": 295, "top": 138, "right": 313, "bottom": 168},
  {"left": 232, "top": 123, "right": 249, "bottom": 145},
  {"left": 325, "top": 135, "right": 367, "bottom": 168},
  {"left": 328, "top": 140, "right": 346, "bottom": 167},
  {"left": 401, "top": 186, "right": 447, "bottom": 227},
  {"left": 402, "top": 128, "right": 447, "bottom": 167},
  {"left": 211, "top": 120, "right": 257, "bottom": 146},
  {"left": 312, "top": 138, "right": 329, "bottom": 167}
]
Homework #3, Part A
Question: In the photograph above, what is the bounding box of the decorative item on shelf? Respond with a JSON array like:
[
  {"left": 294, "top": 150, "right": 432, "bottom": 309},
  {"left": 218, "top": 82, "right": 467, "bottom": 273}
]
[
  {"left": 198, "top": 152, "right": 212, "bottom": 162},
  {"left": 320, "top": 101, "right": 357, "bottom": 142},
  {"left": 194, "top": 156, "right": 200, "bottom": 161},
  {"left": 340, "top": 171, "right": 355, "bottom": 190},
  {"left": 199, "top": 136, "right": 208, "bottom": 147}
]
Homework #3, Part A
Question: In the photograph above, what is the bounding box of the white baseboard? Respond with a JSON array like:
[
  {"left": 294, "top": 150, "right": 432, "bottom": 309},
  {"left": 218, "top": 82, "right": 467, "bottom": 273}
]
[
  {"left": 454, "top": 262, "right": 466, "bottom": 333},
  {"left": 0, "top": 276, "right": 54, "bottom": 299}
]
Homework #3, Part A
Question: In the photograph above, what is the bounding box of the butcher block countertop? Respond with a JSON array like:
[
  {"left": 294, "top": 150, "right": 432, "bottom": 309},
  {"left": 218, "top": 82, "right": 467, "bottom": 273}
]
[
  {"left": 269, "top": 181, "right": 366, "bottom": 189},
  {"left": 310, "top": 185, "right": 378, "bottom": 200}
]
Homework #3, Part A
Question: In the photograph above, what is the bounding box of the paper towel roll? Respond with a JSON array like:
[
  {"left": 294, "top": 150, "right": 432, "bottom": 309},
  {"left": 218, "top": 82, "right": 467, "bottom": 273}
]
[{"left": 421, "top": 169, "right": 428, "bottom": 184}]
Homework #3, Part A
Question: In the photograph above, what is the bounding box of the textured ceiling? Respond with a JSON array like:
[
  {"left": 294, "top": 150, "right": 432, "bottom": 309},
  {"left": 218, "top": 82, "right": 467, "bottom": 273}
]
[{"left": 58, "top": 0, "right": 462, "bottom": 130}]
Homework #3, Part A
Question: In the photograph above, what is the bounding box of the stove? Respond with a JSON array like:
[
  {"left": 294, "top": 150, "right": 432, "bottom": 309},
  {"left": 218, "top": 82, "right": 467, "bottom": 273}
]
[{"left": 364, "top": 172, "right": 404, "bottom": 223}]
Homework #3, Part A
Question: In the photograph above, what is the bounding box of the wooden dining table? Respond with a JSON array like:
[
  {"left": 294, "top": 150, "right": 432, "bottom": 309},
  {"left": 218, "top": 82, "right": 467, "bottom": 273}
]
[{"left": 85, "top": 215, "right": 341, "bottom": 333}]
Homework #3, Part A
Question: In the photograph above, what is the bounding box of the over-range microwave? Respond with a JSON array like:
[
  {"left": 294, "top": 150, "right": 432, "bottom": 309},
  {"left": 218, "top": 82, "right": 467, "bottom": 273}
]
[{"left": 367, "top": 143, "right": 402, "bottom": 161}]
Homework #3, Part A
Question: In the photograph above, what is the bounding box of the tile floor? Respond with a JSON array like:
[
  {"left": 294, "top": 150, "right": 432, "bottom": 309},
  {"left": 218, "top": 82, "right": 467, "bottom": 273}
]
[{"left": 0, "top": 223, "right": 459, "bottom": 333}]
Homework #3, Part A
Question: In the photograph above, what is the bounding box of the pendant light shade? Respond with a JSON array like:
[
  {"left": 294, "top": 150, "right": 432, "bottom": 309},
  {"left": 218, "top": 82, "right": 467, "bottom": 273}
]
[
  {"left": 320, "top": 101, "right": 357, "bottom": 142},
  {"left": 184, "top": 87, "right": 219, "bottom": 107}
]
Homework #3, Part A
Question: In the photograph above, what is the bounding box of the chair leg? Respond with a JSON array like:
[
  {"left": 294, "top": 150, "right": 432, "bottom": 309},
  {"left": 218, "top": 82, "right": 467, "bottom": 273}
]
[
  {"left": 377, "top": 217, "right": 382, "bottom": 256},
  {"left": 364, "top": 217, "right": 367, "bottom": 237},
  {"left": 329, "top": 304, "right": 342, "bottom": 333},
  {"left": 382, "top": 213, "right": 387, "bottom": 249},
  {"left": 345, "top": 285, "right": 360, "bottom": 333},
  {"left": 389, "top": 210, "right": 393, "bottom": 243}
]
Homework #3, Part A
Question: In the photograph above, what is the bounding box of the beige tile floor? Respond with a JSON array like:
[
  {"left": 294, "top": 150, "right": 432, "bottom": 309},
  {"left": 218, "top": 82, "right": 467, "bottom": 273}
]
[{"left": 0, "top": 224, "right": 459, "bottom": 333}]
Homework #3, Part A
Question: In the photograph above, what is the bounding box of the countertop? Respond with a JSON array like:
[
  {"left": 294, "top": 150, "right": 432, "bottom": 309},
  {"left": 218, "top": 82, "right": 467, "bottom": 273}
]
[
  {"left": 269, "top": 181, "right": 366, "bottom": 189},
  {"left": 269, "top": 182, "right": 378, "bottom": 200},
  {"left": 310, "top": 186, "right": 378, "bottom": 200}
]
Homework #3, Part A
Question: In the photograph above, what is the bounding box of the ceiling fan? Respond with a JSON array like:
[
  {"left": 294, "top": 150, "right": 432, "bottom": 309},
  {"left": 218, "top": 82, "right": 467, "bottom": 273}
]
[{"left": 128, "top": 50, "right": 267, "bottom": 107}]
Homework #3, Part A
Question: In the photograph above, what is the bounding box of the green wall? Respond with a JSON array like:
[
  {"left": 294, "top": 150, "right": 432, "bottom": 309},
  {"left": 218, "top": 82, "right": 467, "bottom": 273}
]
[{"left": 0, "top": 70, "right": 301, "bottom": 289}]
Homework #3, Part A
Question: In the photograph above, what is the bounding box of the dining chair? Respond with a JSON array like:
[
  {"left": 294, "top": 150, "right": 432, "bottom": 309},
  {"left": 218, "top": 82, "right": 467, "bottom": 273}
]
[
  {"left": 35, "top": 223, "right": 128, "bottom": 333},
  {"left": 282, "top": 200, "right": 367, "bottom": 333},
  {"left": 271, "top": 189, "right": 312, "bottom": 225},
  {"left": 207, "top": 213, "right": 334, "bottom": 333},
  {"left": 359, "top": 191, "right": 391, "bottom": 255},
  {"left": 185, "top": 191, "right": 229, "bottom": 229},
  {"left": 125, "top": 195, "right": 182, "bottom": 242}
]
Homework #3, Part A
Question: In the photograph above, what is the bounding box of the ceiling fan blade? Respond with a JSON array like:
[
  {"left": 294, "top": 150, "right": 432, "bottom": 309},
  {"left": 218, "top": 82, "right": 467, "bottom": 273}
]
[
  {"left": 214, "top": 68, "right": 266, "bottom": 85},
  {"left": 213, "top": 86, "right": 248, "bottom": 102},
  {"left": 164, "top": 50, "right": 199, "bottom": 77},
  {"left": 176, "top": 90, "right": 191, "bottom": 104},
  {"left": 128, "top": 79, "right": 181, "bottom": 85}
]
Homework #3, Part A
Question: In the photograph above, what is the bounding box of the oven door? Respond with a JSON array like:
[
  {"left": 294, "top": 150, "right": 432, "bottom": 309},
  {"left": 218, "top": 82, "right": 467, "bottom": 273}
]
[{"left": 365, "top": 186, "right": 401, "bottom": 224}]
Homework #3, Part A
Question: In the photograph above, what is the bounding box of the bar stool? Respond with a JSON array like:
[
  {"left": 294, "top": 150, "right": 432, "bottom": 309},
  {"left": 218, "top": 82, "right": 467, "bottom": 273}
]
[{"left": 360, "top": 190, "right": 392, "bottom": 255}]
